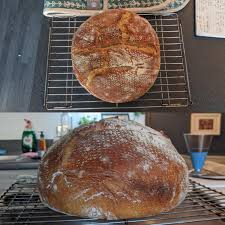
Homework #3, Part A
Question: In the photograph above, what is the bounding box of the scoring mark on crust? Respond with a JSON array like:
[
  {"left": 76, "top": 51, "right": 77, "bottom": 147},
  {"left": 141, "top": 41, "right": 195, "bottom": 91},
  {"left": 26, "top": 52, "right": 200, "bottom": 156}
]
[{"left": 72, "top": 10, "right": 159, "bottom": 90}]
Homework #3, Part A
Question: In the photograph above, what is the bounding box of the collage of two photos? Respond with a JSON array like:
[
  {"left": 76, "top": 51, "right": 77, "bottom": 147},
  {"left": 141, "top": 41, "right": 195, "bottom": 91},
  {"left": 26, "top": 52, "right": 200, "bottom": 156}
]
[{"left": 1, "top": 0, "right": 225, "bottom": 224}]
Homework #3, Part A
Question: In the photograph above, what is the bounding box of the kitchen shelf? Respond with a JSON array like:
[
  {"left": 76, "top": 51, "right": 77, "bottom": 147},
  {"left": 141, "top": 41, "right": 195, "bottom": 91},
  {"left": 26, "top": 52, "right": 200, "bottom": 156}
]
[
  {"left": 0, "top": 177, "right": 225, "bottom": 224},
  {"left": 44, "top": 13, "right": 192, "bottom": 111}
]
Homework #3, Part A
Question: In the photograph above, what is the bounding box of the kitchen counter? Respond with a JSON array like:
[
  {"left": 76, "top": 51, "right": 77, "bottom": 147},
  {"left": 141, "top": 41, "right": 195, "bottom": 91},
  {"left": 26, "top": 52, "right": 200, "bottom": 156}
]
[
  {"left": 0, "top": 173, "right": 225, "bottom": 225},
  {"left": 0, "top": 156, "right": 225, "bottom": 224},
  {"left": 0, "top": 169, "right": 37, "bottom": 195},
  {"left": 0, "top": 0, "right": 225, "bottom": 112},
  {"left": 0, "top": 155, "right": 40, "bottom": 170},
  {"left": 184, "top": 155, "right": 225, "bottom": 195},
  {"left": 183, "top": 155, "right": 225, "bottom": 174}
]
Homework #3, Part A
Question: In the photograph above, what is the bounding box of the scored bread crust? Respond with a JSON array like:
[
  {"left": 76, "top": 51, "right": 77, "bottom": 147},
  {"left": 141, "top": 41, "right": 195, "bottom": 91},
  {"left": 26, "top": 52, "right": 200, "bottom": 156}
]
[
  {"left": 38, "top": 118, "right": 188, "bottom": 220},
  {"left": 71, "top": 9, "right": 160, "bottom": 103}
]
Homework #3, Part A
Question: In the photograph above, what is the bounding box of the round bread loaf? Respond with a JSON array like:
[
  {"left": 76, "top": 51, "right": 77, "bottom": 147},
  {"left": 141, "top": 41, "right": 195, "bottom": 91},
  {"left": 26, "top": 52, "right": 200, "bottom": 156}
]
[
  {"left": 71, "top": 9, "right": 160, "bottom": 103},
  {"left": 38, "top": 118, "right": 188, "bottom": 220}
]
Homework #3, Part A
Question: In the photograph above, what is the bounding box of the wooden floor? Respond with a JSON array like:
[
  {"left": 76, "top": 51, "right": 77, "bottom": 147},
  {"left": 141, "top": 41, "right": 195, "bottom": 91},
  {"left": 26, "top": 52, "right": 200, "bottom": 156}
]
[{"left": 0, "top": 0, "right": 48, "bottom": 112}]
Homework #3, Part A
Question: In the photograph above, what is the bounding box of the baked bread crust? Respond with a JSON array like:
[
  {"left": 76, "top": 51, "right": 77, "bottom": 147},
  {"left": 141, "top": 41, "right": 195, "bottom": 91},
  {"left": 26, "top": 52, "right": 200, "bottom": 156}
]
[
  {"left": 71, "top": 9, "right": 160, "bottom": 103},
  {"left": 38, "top": 118, "right": 188, "bottom": 220}
]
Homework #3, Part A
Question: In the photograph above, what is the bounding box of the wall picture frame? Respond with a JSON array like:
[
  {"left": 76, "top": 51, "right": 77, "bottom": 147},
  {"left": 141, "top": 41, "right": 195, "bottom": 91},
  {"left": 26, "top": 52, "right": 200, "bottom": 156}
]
[{"left": 190, "top": 113, "right": 221, "bottom": 135}]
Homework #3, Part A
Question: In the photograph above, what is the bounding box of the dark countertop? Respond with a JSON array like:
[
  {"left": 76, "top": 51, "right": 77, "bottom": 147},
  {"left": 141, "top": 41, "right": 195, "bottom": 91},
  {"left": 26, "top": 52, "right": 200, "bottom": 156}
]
[
  {"left": 0, "top": 0, "right": 225, "bottom": 112},
  {"left": 0, "top": 160, "right": 39, "bottom": 170},
  {"left": 0, "top": 155, "right": 40, "bottom": 170}
]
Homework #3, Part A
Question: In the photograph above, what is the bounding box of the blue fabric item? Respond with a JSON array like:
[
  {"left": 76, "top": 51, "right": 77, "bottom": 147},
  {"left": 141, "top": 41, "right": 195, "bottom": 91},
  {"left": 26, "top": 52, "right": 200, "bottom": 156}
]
[{"left": 190, "top": 152, "right": 208, "bottom": 173}]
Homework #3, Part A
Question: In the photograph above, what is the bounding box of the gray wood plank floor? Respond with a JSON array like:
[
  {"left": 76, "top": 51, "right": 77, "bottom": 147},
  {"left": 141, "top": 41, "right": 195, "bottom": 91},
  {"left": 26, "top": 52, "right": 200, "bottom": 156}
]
[{"left": 0, "top": 0, "right": 47, "bottom": 112}]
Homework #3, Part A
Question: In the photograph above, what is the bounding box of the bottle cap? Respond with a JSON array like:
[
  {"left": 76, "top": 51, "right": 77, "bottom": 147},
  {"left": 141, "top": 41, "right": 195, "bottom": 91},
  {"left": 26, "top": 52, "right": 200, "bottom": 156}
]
[
  {"left": 24, "top": 119, "right": 32, "bottom": 129},
  {"left": 40, "top": 131, "right": 44, "bottom": 138}
]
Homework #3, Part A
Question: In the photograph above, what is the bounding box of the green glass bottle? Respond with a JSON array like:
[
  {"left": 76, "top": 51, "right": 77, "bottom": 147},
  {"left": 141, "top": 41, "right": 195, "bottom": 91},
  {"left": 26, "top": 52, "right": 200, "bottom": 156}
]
[{"left": 22, "top": 119, "right": 38, "bottom": 153}]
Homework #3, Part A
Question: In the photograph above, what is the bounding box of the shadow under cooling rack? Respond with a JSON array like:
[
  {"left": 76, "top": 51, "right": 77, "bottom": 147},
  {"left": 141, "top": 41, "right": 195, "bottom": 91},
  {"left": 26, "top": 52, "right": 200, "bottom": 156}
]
[
  {"left": 44, "top": 13, "right": 192, "bottom": 111},
  {"left": 0, "top": 178, "right": 225, "bottom": 224}
]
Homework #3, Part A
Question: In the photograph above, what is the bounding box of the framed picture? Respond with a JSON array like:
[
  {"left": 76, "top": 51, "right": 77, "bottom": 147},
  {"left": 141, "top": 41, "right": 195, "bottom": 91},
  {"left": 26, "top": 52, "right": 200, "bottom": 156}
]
[
  {"left": 101, "top": 113, "right": 130, "bottom": 121},
  {"left": 190, "top": 113, "right": 221, "bottom": 135}
]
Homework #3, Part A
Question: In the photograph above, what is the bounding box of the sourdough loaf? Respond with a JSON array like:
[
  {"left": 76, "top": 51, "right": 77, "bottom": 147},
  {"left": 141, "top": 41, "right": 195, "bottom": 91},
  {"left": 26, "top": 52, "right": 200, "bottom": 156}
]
[
  {"left": 71, "top": 9, "right": 160, "bottom": 103},
  {"left": 38, "top": 118, "right": 188, "bottom": 220}
]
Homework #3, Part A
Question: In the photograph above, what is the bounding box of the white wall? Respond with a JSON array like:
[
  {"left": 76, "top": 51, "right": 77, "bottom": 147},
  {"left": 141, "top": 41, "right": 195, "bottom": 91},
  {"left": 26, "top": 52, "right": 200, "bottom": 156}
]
[
  {"left": 0, "top": 113, "right": 62, "bottom": 140},
  {"left": 0, "top": 113, "right": 145, "bottom": 140}
]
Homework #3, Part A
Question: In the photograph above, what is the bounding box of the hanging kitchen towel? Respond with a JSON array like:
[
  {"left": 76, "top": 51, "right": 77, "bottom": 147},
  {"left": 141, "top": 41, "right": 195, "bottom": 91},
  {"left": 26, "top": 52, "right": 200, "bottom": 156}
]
[
  {"left": 43, "top": 0, "right": 104, "bottom": 17},
  {"left": 43, "top": 0, "right": 190, "bottom": 17},
  {"left": 107, "top": 0, "right": 190, "bottom": 13}
]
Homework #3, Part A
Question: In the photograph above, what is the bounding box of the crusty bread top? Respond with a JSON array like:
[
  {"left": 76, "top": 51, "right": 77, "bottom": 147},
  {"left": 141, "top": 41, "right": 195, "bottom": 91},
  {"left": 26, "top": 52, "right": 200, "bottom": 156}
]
[
  {"left": 71, "top": 9, "right": 160, "bottom": 103},
  {"left": 38, "top": 119, "right": 188, "bottom": 219}
]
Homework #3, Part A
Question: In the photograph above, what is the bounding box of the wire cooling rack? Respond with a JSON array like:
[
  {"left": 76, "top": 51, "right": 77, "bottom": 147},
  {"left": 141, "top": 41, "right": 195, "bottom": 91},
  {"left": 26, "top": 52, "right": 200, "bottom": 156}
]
[
  {"left": 1, "top": 177, "right": 225, "bottom": 225},
  {"left": 44, "top": 13, "right": 192, "bottom": 111}
]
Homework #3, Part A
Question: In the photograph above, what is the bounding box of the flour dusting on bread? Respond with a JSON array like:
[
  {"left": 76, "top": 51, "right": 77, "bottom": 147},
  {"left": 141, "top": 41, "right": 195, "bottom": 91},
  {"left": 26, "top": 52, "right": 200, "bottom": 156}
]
[
  {"left": 38, "top": 118, "right": 188, "bottom": 220},
  {"left": 71, "top": 9, "right": 160, "bottom": 103}
]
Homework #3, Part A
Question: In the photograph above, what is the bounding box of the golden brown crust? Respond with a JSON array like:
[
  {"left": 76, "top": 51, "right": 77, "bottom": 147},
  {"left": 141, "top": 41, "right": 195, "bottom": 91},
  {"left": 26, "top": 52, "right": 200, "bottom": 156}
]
[
  {"left": 38, "top": 119, "right": 188, "bottom": 220},
  {"left": 71, "top": 9, "right": 160, "bottom": 103}
]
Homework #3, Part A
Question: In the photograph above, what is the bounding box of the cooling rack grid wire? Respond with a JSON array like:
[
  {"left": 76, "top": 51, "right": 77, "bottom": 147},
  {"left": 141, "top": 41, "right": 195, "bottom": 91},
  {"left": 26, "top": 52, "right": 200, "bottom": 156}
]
[
  {"left": 44, "top": 13, "right": 192, "bottom": 111},
  {"left": 0, "top": 178, "right": 225, "bottom": 224}
]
